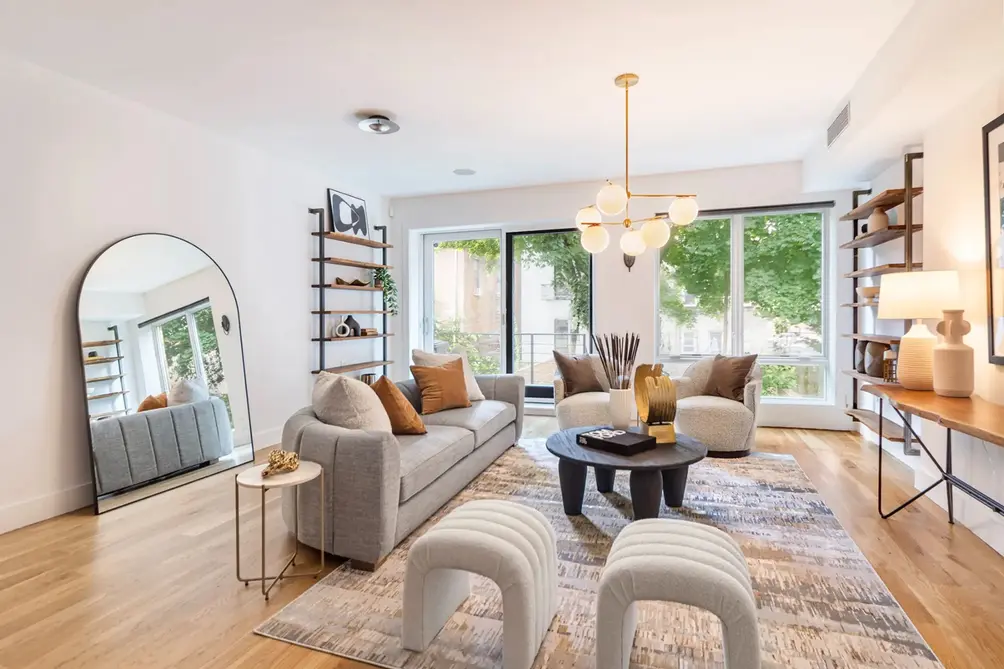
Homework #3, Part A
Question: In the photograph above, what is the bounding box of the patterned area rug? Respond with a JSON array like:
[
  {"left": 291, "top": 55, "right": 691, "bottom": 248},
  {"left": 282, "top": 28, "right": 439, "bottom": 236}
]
[{"left": 255, "top": 439, "right": 943, "bottom": 668}]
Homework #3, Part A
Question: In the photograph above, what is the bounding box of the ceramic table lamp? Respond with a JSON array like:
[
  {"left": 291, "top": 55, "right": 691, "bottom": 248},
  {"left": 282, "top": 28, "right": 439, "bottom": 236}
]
[{"left": 878, "top": 270, "right": 963, "bottom": 393}]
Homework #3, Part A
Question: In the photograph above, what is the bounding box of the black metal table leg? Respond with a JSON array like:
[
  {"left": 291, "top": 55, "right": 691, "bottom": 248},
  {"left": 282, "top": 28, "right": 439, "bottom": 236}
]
[{"left": 946, "top": 430, "right": 955, "bottom": 524}]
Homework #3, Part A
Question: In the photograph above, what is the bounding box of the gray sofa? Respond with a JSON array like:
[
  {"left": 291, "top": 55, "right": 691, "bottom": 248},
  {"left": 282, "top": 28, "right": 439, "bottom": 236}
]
[
  {"left": 90, "top": 397, "right": 234, "bottom": 495},
  {"left": 280, "top": 374, "right": 525, "bottom": 568}
]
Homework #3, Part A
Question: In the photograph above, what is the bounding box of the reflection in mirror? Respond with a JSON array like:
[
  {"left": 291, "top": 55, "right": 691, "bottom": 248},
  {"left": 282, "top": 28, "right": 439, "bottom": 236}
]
[{"left": 78, "top": 234, "right": 252, "bottom": 512}]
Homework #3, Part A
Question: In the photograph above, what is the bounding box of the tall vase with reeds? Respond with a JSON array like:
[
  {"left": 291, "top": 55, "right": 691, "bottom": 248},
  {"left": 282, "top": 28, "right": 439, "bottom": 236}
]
[{"left": 592, "top": 333, "right": 640, "bottom": 430}]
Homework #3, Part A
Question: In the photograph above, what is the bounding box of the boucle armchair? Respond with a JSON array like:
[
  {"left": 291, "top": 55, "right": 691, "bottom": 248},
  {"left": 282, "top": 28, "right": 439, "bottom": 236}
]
[
  {"left": 553, "top": 354, "right": 612, "bottom": 430},
  {"left": 673, "top": 357, "right": 761, "bottom": 457}
]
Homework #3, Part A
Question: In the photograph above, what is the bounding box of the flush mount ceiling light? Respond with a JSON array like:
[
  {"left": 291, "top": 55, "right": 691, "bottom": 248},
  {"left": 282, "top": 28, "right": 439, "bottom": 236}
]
[
  {"left": 575, "top": 73, "right": 699, "bottom": 255},
  {"left": 453, "top": 168, "right": 477, "bottom": 176},
  {"left": 357, "top": 114, "right": 400, "bottom": 135}
]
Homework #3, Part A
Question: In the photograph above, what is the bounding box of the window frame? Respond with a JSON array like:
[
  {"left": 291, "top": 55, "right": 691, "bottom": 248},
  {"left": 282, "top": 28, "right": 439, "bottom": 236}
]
[
  {"left": 142, "top": 301, "right": 214, "bottom": 393},
  {"left": 656, "top": 206, "right": 832, "bottom": 403}
]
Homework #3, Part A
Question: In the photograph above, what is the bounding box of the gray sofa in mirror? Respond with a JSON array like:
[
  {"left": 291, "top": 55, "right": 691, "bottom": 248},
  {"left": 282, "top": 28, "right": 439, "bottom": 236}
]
[
  {"left": 90, "top": 398, "right": 234, "bottom": 496},
  {"left": 280, "top": 374, "right": 524, "bottom": 569}
]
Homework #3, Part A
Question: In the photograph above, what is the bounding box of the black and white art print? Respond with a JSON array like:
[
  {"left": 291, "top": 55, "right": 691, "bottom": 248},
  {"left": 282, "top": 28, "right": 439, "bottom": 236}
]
[
  {"left": 982, "top": 111, "right": 1004, "bottom": 364},
  {"left": 327, "top": 189, "right": 368, "bottom": 238}
]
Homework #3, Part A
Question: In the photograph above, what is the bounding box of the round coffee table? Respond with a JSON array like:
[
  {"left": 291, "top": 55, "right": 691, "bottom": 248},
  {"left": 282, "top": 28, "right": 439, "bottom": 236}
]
[{"left": 545, "top": 426, "right": 708, "bottom": 519}]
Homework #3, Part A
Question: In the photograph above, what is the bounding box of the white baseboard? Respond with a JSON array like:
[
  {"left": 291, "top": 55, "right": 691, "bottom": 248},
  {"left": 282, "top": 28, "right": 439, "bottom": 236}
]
[
  {"left": 255, "top": 425, "right": 283, "bottom": 450},
  {"left": 0, "top": 483, "right": 93, "bottom": 535}
]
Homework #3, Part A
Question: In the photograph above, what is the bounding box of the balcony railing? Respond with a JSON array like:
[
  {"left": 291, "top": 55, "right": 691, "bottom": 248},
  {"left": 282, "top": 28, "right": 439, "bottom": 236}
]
[{"left": 432, "top": 331, "right": 589, "bottom": 386}]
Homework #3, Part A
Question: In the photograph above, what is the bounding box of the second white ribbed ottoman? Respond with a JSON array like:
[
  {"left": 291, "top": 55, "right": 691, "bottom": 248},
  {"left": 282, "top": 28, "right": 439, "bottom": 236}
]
[
  {"left": 401, "top": 500, "right": 558, "bottom": 669},
  {"left": 596, "top": 518, "right": 761, "bottom": 669}
]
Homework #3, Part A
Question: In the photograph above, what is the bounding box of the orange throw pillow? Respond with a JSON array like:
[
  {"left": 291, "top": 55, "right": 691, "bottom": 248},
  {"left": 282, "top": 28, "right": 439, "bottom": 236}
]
[
  {"left": 410, "top": 358, "right": 472, "bottom": 415},
  {"left": 371, "top": 376, "right": 426, "bottom": 435},
  {"left": 137, "top": 393, "right": 168, "bottom": 412}
]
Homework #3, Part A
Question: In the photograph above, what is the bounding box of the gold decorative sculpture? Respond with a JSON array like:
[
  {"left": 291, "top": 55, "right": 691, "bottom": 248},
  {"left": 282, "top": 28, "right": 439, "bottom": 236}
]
[
  {"left": 261, "top": 449, "right": 300, "bottom": 477},
  {"left": 634, "top": 364, "right": 677, "bottom": 444}
]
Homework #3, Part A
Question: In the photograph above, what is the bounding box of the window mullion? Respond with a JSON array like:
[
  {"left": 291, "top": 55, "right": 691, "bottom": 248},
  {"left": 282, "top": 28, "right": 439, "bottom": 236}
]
[{"left": 730, "top": 214, "right": 744, "bottom": 355}]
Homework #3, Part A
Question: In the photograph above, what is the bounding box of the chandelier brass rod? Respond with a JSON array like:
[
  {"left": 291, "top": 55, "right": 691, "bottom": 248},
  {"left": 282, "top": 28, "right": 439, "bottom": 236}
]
[{"left": 628, "top": 193, "right": 698, "bottom": 198}]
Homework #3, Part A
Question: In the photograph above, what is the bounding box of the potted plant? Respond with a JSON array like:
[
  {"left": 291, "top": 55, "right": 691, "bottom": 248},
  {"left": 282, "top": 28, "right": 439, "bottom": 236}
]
[{"left": 372, "top": 267, "right": 398, "bottom": 316}]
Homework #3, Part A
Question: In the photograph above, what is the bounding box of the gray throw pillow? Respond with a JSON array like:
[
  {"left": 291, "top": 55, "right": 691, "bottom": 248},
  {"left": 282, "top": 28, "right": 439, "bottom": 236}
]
[
  {"left": 167, "top": 378, "right": 209, "bottom": 406},
  {"left": 312, "top": 372, "right": 392, "bottom": 432}
]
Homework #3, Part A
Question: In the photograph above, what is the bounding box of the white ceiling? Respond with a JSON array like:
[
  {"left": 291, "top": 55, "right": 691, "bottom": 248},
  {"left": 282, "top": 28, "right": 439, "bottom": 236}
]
[
  {"left": 0, "top": 0, "right": 915, "bottom": 196},
  {"left": 84, "top": 235, "right": 214, "bottom": 293}
]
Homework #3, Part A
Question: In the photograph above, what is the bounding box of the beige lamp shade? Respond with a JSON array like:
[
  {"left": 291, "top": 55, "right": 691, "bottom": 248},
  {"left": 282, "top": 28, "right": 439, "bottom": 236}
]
[{"left": 877, "top": 270, "right": 961, "bottom": 320}]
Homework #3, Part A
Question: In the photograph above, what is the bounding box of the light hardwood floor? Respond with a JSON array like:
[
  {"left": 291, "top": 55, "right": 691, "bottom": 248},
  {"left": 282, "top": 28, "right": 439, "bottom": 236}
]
[{"left": 2, "top": 419, "right": 1003, "bottom": 668}]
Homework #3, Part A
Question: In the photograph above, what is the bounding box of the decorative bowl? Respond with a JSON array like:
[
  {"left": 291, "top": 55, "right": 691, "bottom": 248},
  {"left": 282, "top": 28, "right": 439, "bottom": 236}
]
[{"left": 856, "top": 286, "right": 880, "bottom": 304}]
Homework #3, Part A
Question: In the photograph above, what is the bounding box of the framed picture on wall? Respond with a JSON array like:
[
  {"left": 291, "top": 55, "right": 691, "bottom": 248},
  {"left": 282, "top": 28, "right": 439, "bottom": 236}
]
[
  {"left": 983, "top": 111, "right": 1004, "bottom": 364},
  {"left": 327, "top": 189, "right": 369, "bottom": 239}
]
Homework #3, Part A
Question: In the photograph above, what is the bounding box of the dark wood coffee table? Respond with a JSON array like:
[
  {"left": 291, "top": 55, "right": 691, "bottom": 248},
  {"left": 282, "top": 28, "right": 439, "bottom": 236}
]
[{"left": 545, "top": 426, "right": 708, "bottom": 519}]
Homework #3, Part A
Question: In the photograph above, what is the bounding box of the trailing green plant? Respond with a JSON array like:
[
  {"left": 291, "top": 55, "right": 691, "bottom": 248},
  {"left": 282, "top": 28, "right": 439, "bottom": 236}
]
[{"left": 372, "top": 267, "right": 398, "bottom": 316}]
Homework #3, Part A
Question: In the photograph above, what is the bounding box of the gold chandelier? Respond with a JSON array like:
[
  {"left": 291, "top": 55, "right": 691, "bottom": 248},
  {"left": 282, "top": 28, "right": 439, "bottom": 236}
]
[{"left": 575, "top": 73, "right": 699, "bottom": 255}]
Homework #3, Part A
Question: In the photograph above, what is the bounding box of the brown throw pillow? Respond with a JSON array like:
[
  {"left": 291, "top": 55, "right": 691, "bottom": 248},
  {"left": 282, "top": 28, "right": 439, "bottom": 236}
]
[
  {"left": 371, "top": 376, "right": 426, "bottom": 435},
  {"left": 704, "top": 354, "right": 758, "bottom": 401},
  {"left": 137, "top": 393, "right": 168, "bottom": 412},
  {"left": 553, "top": 351, "right": 603, "bottom": 397},
  {"left": 410, "top": 358, "right": 472, "bottom": 415}
]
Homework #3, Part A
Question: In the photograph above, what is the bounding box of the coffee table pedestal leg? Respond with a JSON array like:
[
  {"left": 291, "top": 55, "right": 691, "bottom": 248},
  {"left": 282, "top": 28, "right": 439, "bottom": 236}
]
[
  {"left": 662, "top": 466, "right": 690, "bottom": 508},
  {"left": 629, "top": 470, "right": 663, "bottom": 519},
  {"left": 558, "top": 459, "right": 587, "bottom": 515},
  {"left": 595, "top": 467, "right": 615, "bottom": 493}
]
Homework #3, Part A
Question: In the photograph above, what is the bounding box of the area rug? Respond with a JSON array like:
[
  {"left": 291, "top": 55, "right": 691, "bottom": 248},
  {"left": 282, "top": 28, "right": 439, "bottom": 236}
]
[{"left": 255, "top": 439, "right": 943, "bottom": 668}]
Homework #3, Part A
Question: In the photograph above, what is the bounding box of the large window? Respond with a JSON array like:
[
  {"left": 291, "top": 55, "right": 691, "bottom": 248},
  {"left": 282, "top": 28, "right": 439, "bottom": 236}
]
[{"left": 658, "top": 209, "right": 828, "bottom": 400}]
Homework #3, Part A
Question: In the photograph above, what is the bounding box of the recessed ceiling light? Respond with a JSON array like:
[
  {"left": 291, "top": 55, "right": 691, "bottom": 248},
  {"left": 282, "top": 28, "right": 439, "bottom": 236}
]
[
  {"left": 453, "top": 168, "right": 476, "bottom": 176},
  {"left": 357, "top": 115, "right": 400, "bottom": 135}
]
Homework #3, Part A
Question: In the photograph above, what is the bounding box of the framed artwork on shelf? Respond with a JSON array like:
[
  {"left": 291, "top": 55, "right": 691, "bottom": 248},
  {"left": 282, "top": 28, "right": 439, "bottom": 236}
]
[
  {"left": 327, "top": 188, "right": 369, "bottom": 238},
  {"left": 983, "top": 110, "right": 1004, "bottom": 365}
]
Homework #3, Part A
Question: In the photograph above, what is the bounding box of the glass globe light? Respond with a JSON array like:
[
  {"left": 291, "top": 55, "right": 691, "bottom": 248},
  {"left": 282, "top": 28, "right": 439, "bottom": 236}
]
[
  {"left": 574, "top": 206, "right": 602, "bottom": 231},
  {"left": 580, "top": 225, "right": 610, "bottom": 253},
  {"left": 668, "top": 196, "right": 699, "bottom": 226},
  {"left": 595, "top": 183, "right": 628, "bottom": 216},
  {"left": 641, "top": 218, "right": 671, "bottom": 248},
  {"left": 620, "top": 229, "right": 647, "bottom": 256}
]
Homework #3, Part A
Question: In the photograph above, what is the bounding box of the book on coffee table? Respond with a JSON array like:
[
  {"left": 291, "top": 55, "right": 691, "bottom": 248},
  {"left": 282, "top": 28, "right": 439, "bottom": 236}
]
[{"left": 576, "top": 428, "right": 656, "bottom": 457}]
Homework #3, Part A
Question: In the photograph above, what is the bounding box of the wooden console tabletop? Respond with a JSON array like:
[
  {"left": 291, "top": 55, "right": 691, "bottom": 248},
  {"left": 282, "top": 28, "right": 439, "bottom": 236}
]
[{"left": 861, "top": 385, "right": 1004, "bottom": 447}]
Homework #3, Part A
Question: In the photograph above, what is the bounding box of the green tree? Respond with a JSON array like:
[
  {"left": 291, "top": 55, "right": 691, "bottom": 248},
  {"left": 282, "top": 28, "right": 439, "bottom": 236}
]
[
  {"left": 160, "top": 307, "right": 231, "bottom": 418},
  {"left": 432, "top": 318, "right": 502, "bottom": 374}
]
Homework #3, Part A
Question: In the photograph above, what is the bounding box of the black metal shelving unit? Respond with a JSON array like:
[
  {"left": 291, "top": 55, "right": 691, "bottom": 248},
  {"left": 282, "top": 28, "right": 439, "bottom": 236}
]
[
  {"left": 309, "top": 207, "right": 392, "bottom": 377},
  {"left": 83, "top": 324, "right": 129, "bottom": 419}
]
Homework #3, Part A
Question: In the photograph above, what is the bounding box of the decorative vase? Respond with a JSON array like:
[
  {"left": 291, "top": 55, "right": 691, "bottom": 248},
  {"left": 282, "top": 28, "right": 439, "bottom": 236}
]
[
  {"left": 608, "top": 389, "right": 633, "bottom": 430},
  {"left": 934, "top": 309, "right": 974, "bottom": 397},
  {"left": 331, "top": 318, "right": 351, "bottom": 338},
  {"left": 868, "top": 208, "right": 889, "bottom": 232},
  {"left": 855, "top": 340, "right": 868, "bottom": 373},
  {"left": 864, "top": 342, "right": 889, "bottom": 378},
  {"left": 344, "top": 315, "right": 361, "bottom": 337}
]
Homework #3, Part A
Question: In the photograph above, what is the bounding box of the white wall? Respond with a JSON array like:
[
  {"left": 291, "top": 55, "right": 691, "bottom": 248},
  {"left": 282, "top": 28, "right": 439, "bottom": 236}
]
[
  {"left": 390, "top": 161, "right": 854, "bottom": 429},
  {"left": 908, "top": 76, "right": 1004, "bottom": 554},
  {"left": 0, "top": 53, "right": 383, "bottom": 533}
]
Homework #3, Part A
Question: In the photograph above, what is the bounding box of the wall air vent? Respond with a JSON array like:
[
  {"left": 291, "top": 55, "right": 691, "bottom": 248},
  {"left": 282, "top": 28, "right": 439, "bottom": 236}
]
[{"left": 827, "top": 102, "right": 850, "bottom": 147}]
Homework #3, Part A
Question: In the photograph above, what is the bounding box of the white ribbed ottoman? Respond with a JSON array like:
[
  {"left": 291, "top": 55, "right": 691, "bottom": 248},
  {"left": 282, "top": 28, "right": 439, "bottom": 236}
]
[
  {"left": 597, "top": 518, "right": 760, "bottom": 669},
  {"left": 401, "top": 500, "right": 558, "bottom": 669}
]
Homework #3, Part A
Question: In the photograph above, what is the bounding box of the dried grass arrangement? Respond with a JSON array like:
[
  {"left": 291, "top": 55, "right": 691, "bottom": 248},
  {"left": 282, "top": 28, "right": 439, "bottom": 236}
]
[{"left": 591, "top": 332, "right": 640, "bottom": 390}]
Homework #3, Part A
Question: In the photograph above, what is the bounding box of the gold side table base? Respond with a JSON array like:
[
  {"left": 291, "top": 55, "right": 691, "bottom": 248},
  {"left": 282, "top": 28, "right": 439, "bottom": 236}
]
[{"left": 235, "top": 468, "right": 325, "bottom": 601}]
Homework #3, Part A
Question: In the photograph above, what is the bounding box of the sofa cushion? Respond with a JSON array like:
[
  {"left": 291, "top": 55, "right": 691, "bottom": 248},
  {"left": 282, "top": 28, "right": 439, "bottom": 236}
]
[
  {"left": 398, "top": 425, "right": 475, "bottom": 502},
  {"left": 421, "top": 400, "right": 516, "bottom": 447},
  {"left": 556, "top": 391, "right": 610, "bottom": 431},
  {"left": 675, "top": 395, "right": 754, "bottom": 454},
  {"left": 312, "top": 372, "right": 392, "bottom": 432}
]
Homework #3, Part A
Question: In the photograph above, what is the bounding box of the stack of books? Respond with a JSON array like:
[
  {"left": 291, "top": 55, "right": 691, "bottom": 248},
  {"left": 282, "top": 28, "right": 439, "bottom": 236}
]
[{"left": 361, "top": 328, "right": 379, "bottom": 337}]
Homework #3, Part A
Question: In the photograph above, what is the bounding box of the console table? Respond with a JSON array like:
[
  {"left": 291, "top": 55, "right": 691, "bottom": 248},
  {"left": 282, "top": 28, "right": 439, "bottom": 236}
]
[{"left": 861, "top": 384, "right": 1004, "bottom": 523}]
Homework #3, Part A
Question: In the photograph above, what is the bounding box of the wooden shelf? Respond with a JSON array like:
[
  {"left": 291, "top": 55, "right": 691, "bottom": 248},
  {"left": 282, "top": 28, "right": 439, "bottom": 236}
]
[
  {"left": 843, "top": 263, "right": 922, "bottom": 279},
  {"left": 845, "top": 409, "right": 905, "bottom": 442},
  {"left": 842, "top": 369, "right": 900, "bottom": 386},
  {"left": 82, "top": 339, "right": 122, "bottom": 348},
  {"left": 86, "top": 374, "right": 125, "bottom": 383},
  {"left": 841, "top": 334, "right": 901, "bottom": 344},
  {"left": 90, "top": 410, "right": 127, "bottom": 420},
  {"left": 84, "top": 356, "right": 123, "bottom": 366},
  {"left": 312, "top": 360, "right": 393, "bottom": 375},
  {"left": 311, "top": 231, "right": 393, "bottom": 249},
  {"left": 87, "top": 391, "right": 129, "bottom": 401},
  {"left": 840, "top": 188, "right": 924, "bottom": 221},
  {"left": 840, "top": 303, "right": 877, "bottom": 308},
  {"left": 312, "top": 257, "right": 392, "bottom": 270},
  {"left": 311, "top": 284, "right": 382, "bottom": 292},
  {"left": 312, "top": 310, "right": 391, "bottom": 315},
  {"left": 861, "top": 384, "right": 1004, "bottom": 447},
  {"left": 312, "top": 334, "right": 394, "bottom": 342},
  {"left": 840, "top": 225, "right": 922, "bottom": 250}
]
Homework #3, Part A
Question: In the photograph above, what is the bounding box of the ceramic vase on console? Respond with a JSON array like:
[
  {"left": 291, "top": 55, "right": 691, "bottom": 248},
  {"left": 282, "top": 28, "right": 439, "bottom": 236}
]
[
  {"left": 934, "top": 309, "right": 974, "bottom": 397},
  {"left": 868, "top": 208, "right": 889, "bottom": 232},
  {"left": 608, "top": 389, "right": 633, "bottom": 430}
]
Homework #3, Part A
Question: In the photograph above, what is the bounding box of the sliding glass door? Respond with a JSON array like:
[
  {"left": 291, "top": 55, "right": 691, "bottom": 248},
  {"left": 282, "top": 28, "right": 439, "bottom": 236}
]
[
  {"left": 422, "top": 232, "right": 503, "bottom": 373},
  {"left": 506, "top": 229, "right": 592, "bottom": 399}
]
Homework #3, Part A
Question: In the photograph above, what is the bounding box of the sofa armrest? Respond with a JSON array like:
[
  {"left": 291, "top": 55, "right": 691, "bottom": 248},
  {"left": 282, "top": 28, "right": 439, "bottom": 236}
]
[
  {"left": 475, "top": 374, "right": 526, "bottom": 439},
  {"left": 744, "top": 379, "right": 762, "bottom": 421},
  {"left": 281, "top": 408, "right": 401, "bottom": 564},
  {"left": 672, "top": 375, "right": 699, "bottom": 400},
  {"left": 554, "top": 376, "right": 565, "bottom": 404}
]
